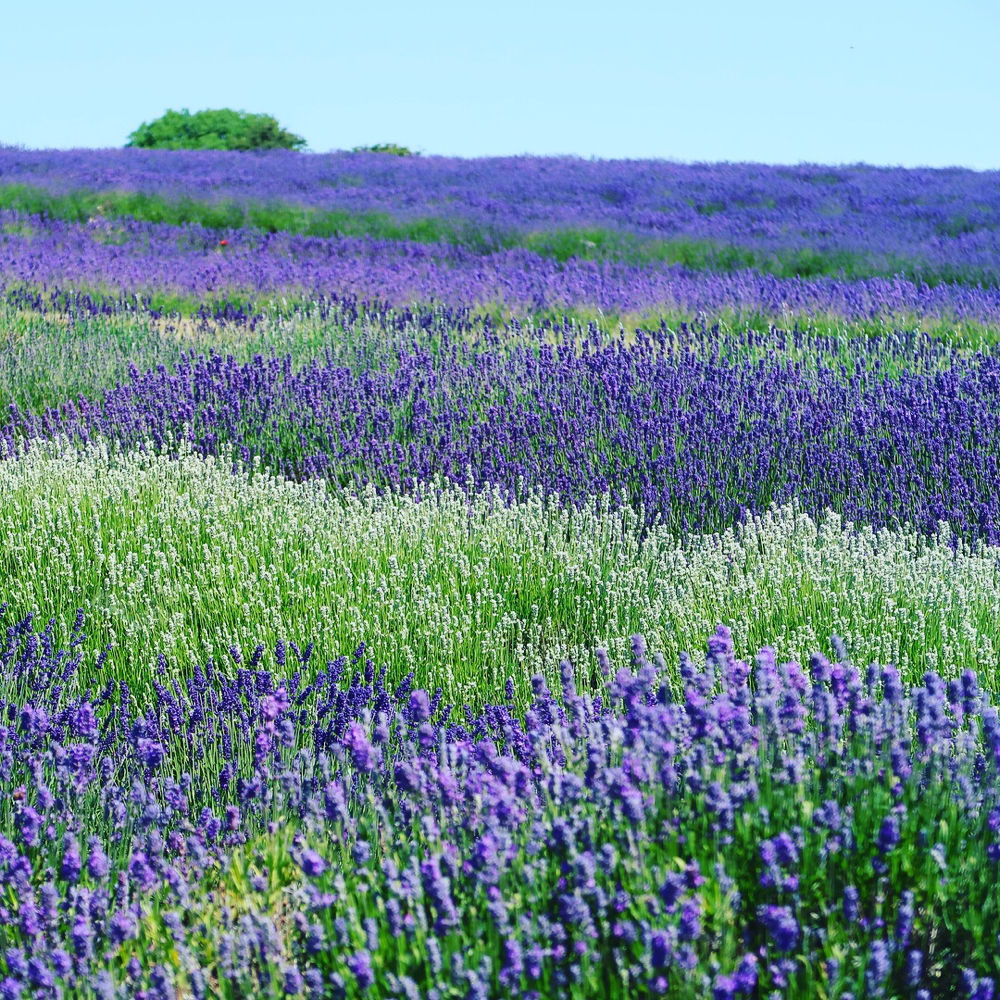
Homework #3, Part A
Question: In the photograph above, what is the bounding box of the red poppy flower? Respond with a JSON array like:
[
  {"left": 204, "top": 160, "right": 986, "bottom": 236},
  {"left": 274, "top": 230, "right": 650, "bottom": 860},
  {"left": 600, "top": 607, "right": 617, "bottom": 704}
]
[{"left": 219, "top": 239, "right": 228, "bottom": 246}]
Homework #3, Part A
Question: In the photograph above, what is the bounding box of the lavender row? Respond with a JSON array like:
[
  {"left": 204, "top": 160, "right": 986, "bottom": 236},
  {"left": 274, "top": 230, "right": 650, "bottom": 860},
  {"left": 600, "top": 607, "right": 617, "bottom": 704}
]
[
  {"left": 3, "top": 149, "right": 1000, "bottom": 283},
  {"left": 0, "top": 609, "right": 997, "bottom": 997},
  {"left": 6, "top": 210, "right": 1000, "bottom": 327},
  {"left": 8, "top": 326, "right": 1000, "bottom": 542}
]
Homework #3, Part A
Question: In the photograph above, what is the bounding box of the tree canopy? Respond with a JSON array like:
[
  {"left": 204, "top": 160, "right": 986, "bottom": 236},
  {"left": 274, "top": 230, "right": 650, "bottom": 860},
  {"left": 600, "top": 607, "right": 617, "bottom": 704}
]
[{"left": 126, "top": 109, "right": 307, "bottom": 152}]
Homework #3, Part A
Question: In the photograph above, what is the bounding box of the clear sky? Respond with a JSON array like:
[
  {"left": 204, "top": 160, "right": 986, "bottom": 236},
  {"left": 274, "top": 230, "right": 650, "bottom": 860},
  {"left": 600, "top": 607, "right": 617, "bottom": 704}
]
[{"left": 2, "top": 0, "right": 997, "bottom": 168}]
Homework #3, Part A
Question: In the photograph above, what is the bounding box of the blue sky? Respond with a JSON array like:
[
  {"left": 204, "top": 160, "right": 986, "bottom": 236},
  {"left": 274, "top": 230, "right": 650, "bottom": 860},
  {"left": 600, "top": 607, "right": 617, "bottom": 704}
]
[{"left": 2, "top": 0, "right": 997, "bottom": 168}]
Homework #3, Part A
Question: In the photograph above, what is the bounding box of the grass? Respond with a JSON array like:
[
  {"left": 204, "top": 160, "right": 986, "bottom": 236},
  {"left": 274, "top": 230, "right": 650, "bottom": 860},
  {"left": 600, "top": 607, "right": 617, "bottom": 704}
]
[
  {"left": 0, "top": 183, "right": 505, "bottom": 252},
  {"left": 0, "top": 301, "right": 355, "bottom": 415}
]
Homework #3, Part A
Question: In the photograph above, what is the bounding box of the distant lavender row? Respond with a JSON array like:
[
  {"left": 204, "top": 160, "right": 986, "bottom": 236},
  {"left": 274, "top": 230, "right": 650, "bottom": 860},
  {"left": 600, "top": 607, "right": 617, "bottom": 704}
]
[
  {"left": 5, "top": 211, "right": 1000, "bottom": 325},
  {"left": 0, "top": 611, "right": 996, "bottom": 997},
  {"left": 3, "top": 149, "right": 999, "bottom": 281},
  {"left": 7, "top": 327, "right": 1000, "bottom": 543}
]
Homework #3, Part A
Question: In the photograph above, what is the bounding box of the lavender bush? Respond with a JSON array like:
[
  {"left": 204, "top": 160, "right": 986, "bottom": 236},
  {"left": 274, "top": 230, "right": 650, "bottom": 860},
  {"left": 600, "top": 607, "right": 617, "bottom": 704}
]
[
  {"left": 5, "top": 292, "right": 993, "bottom": 427},
  {"left": 8, "top": 324, "right": 1000, "bottom": 544},
  {"left": 0, "top": 613, "right": 996, "bottom": 997},
  {"left": 9, "top": 445, "right": 1000, "bottom": 700},
  {"left": 6, "top": 211, "right": 1000, "bottom": 328}
]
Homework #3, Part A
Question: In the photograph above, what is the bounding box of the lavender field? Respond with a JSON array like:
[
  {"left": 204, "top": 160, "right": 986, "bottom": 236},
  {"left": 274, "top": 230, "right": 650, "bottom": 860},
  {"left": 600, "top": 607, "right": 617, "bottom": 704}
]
[{"left": 2, "top": 151, "right": 1000, "bottom": 999}]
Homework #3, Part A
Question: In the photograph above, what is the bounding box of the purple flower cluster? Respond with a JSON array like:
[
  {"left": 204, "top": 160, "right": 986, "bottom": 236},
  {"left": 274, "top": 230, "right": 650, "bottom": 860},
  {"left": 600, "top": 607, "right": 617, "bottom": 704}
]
[
  {"left": 3, "top": 150, "right": 1000, "bottom": 284},
  {"left": 0, "top": 608, "right": 997, "bottom": 995},
  {"left": 8, "top": 322, "right": 1000, "bottom": 541},
  {"left": 5, "top": 209, "right": 1000, "bottom": 323}
]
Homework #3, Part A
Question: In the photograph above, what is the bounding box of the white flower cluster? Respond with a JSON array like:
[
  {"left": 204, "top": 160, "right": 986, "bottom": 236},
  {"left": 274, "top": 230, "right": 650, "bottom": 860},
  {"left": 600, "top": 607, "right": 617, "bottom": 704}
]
[{"left": 3, "top": 443, "right": 998, "bottom": 702}]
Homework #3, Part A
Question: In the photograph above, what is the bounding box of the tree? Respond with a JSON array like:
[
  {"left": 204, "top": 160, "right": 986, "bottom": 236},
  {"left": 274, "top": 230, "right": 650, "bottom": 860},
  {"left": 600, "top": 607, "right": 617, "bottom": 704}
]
[
  {"left": 125, "top": 109, "right": 307, "bottom": 151},
  {"left": 351, "top": 143, "right": 417, "bottom": 157}
]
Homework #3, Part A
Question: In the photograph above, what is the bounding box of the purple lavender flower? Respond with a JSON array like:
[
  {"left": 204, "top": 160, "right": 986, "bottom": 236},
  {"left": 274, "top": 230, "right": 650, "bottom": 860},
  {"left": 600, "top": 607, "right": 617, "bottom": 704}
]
[
  {"left": 678, "top": 898, "right": 702, "bottom": 942},
  {"left": 877, "top": 814, "right": 901, "bottom": 854},
  {"left": 344, "top": 721, "right": 379, "bottom": 773},
  {"left": 283, "top": 966, "right": 304, "bottom": 995},
  {"left": 659, "top": 872, "right": 685, "bottom": 910},
  {"left": 347, "top": 950, "right": 375, "bottom": 991},
  {"left": 963, "top": 972, "right": 997, "bottom": 1000},
  {"left": 71, "top": 914, "right": 94, "bottom": 959},
  {"left": 733, "top": 953, "right": 758, "bottom": 993},
  {"left": 407, "top": 690, "right": 431, "bottom": 723},
  {"left": 298, "top": 849, "right": 327, "bottom": 879},
  {"left": 3, "top": 952, "right": 26, "bottom": 980},
  {"left": 0, "top": 979, "right": 22, "bottom": 1000},
  {"left": 60, "top": 836, "right": 82, "bottom": 884},
  {"left": 109, "top": 909, "right": 137, "bottom": 944},
  {"left": 15, "top": 808, "right": 40, "bottom": 848},
  {"left": 713, "top": 975, "right": 737, "bottom": 1000},
  {"left": 865, "top": 940, "right": 891, "bottom": 996},
  {"left": 128, "top": 851, "right": 157, "bottom": 892},
  {"left": 759, "top": 904, "right": 799, "bottom": 953},
  {"left": 649, "top": 929, "right": 671, "bottom": 969},
  {"left": 500, "top": 936, "right": 524, "bottom": 988},
  {"left": 17, "top": 901, "right": 40, "bottom": 938},
  {"left": 895, "top": 890, "right": 915, "bottom": 948},
  {"left": 26, "top": 961, "right": 52, "bottom": 991}
]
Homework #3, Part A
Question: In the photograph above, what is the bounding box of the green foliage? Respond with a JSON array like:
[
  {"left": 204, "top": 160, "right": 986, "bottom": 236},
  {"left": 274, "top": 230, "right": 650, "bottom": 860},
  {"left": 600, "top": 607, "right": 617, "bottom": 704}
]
[
  {"left": 351, "top": 142, "right": 417, "bottom": 156},
  {"left": 125, "top": 108, "right": 306, "bottom": 152}
]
